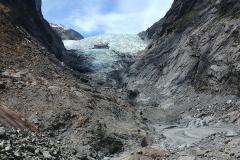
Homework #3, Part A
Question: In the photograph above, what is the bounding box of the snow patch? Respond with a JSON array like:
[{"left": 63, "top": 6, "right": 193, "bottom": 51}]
[{"left": 50, "top": 23, "right": 69, "bottom": 31}]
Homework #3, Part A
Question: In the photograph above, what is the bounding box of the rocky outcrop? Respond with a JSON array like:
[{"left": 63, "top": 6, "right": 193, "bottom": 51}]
[
  {"left": 1, "top": 0, "right": 73, "bottom": 64},
  {"left": 35, "top": 0, "right": 41, "bottom": 17},
  {"left": 123, "top": 1, "right": 240, "bottom": 158},
  {"left": 50, "top": 23, "right": 84, "bottom": 40},
  {"left": 124, "top": 0, "right": 240, "bottom": 123}
]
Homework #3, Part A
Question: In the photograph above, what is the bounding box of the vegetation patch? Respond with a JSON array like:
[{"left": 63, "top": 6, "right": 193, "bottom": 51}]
[
  {"left": 167, "top": 0, "right": 200, "bottom": 31},
  {"left": 217, "top": 0, "right": 240, "bottom": 19},
  {"left": 174, "top": 10, "right": 199, "bottom": 28}
]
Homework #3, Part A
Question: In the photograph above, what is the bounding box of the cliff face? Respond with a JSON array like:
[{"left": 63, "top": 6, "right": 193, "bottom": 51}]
[
  {"left": 125, "top": 0, "right": 240, "bottom": 122},
  {"left": 35, "top": 0, "right": 42, "bottom": 17},
  {"left": 50, "top": 23, "right": 84, "bottom": 40},
  {"left": 0, "top": 0, "right": 152, "bottom": 157},
  {"left": 1, "top": 0, "right": 73, "bottom": 64}
]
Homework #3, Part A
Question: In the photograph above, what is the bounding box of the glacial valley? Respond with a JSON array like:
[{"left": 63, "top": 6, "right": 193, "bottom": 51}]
[{"left": 1, "top": 0, "right": 240, "bottom": 159}]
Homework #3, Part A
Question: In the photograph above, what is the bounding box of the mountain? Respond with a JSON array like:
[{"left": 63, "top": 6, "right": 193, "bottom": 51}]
[
  {"left": 2, "top": 0, "right": 240, "bottom": 159},
  {"left": 121, "top": 0, "right": 240, "bottom": 158},
  {"left": 0, "top": 0, "right": 154, "bottom": 158},
  {"left": 50, "top": 23, "right": 84, "bottom": 40},
  {"left": 125, "top": 0, "right": 240, "bottom": 120}
]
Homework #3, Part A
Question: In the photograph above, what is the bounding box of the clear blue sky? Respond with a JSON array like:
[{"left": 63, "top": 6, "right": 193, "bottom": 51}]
[{"left": 42, "top": 0, "right": 174, "bottom": 37}]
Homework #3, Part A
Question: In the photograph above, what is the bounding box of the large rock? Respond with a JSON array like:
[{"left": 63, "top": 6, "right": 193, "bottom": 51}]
[
  {"left": 226, "top": 130, "right": 238, "bottom": 137},
  {"left": 42, "top": 151, "right": 52, "bottom": 158}
]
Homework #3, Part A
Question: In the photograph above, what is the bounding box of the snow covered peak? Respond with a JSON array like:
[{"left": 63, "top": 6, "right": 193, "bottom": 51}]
[
  {"left": 50, "top": 23, "right": 84, "bottom": 40},
  {"left": 50, "top": 24, "right": 69, "bottom": 30}
]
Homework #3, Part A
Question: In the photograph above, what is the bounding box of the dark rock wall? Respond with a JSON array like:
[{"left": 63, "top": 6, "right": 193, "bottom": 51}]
[
  {"left": 1, "top": 0, "right": 73, "bottom": 64},
  {"left": 35, "top": 0, "right": 42, "bottom": 17}
]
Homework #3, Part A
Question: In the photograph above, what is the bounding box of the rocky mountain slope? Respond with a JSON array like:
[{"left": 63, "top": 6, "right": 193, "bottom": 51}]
[
  {"left": 50, "top": 23, "right": 84, "bottom": 40},
  {"left": 0, "top": 0, "right": 157, "bottom": 158},
  {"left": 119, "top": 0, "right": 240, "bottom": 158},
  {"left": 125, "top": 0, "right": 240, "bottom": 122},
  {"left": 1, "top": 0, "right": 73, "bottom": 65}
]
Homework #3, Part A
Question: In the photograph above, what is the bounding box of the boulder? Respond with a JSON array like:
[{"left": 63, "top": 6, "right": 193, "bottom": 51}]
[{"left": 226, "top": 130, "right": 238, "bottom": 137}]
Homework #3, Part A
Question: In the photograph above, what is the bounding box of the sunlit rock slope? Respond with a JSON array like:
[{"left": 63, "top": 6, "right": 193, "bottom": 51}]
[{"left": 50, "top": 23, "right": 84, "bottom": 40}]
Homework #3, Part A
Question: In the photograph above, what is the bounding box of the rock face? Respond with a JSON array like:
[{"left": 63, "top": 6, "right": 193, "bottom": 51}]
[
  {"left": 0, "top": 0, "right": 153, "bottom": 158},
  {"left": 63, "top": 34, "right": 148, "bottom": 73},
  {"left": 50, "top": 23, "right": 84, "bottom": 40},
  {"left": 35, "top": 0, "right": 41, "bottom": 17},
  {"left": 1, "top": 0, "right": 73, "bottom": 65},
  {"left": 124, "top": 0, "right": 240, "bottom": 122}
]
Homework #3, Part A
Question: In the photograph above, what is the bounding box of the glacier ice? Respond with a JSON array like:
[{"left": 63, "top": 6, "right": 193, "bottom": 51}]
[{"left": 63, "top": 34, "right": 148, "bottom": 73}]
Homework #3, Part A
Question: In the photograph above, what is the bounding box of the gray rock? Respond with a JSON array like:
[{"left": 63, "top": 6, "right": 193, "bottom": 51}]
[
  {"left": 226, "top": 131, "right": 238, "bottom": 137},
  {"left": 5, "top": 146, "right": 12, "bottom": 152},
  {"left": 227, "top": 100, "right": 233, "bottom": 104},
  {"left": 177, "top": 156, "right": 196, "bottom": 160},
  {"left": 42, "top": 151, "right": 52, "bottom": 158},
  {"left": 76, "top": 154, "right": 87, "bottom": 159},
  {"left": 196, "top": 149, "right": 207, "bottom": 157},
  {"left": 0, "top": 142, "right": 5, "bottom": 149},
  {"left": 0, "top": 127, "right": 6, "bottom": 137},
  {"left": 14, "top": 151, "right": 22, "bottom": 158},
  {"left": 1, "top": 155, "right": 8, "bottom": 160},
  {"left": 186, "top": 119, "right": 207, "bottom": 128},
  {"left": 35, "top": 148, "right": 40, "bottom": 154}
]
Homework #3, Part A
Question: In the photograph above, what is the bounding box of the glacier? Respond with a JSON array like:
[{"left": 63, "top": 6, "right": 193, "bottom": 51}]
[{"left": 63, "top": 34, "right": 148, "bottom": 73}]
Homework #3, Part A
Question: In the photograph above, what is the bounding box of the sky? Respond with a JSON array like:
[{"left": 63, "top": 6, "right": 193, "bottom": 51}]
[{"left": 42, "top": 0, "right": 174, "bottom": 37}]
